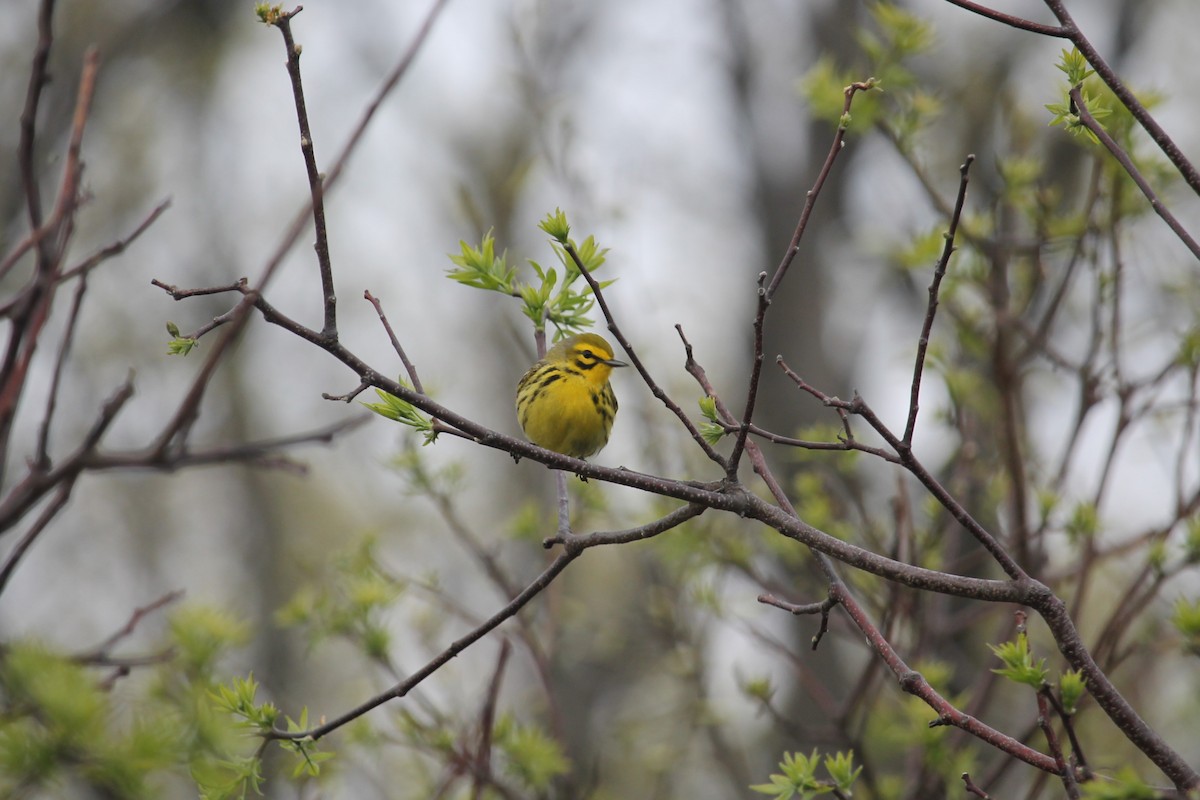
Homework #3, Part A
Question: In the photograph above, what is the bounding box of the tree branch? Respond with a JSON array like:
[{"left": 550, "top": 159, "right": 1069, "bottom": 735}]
[
  {"left": 903, "top": 154, "right": 975, "bottom": 446},
  {"left": 267, "top": 7, "right": 338, "bottom": 339},
  {"left": 1068, "top": 84, "right": 1200, "bottom": 261}
]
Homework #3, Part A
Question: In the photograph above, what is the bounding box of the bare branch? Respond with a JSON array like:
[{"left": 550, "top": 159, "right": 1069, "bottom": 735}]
[
  {"left": 961, "top": 772, "right": 993, "bottom": 799},
  {"left": 471, "top": 641, "right": 511, "bottom": 800},
  {"left": 59, "top": 200, "right": 171, "bottom": 283},
  {"left": 543, "top": 502, "right": 705, "bottom": 550},
  {"left": 726, "top": 272, "right": 769, "bottom": 476},
  {"left": 86, "top": 415, "right": 370, "bottom": 474},
  {"left": 0, "top": 484, "right": 72, "bottom": 595},
  {"left": 0, "top": 48, "right": 103, "bottom": 486},
  {"left": 17, "top": 0, "right": 56, "bottom": 242},
  {"left": 151, "top": 277, "right": 248, "bottom": 300},
  {"left": 77, "top": 590, "right": 186, "bottom": 661},
  {"left": 364, "top": 290, "right": 424, "bottom": 393},
  {"left": 903, "top": 154, "right": 975, "bottom": 446},
  {"left": 942, "top": 0, "right": 1066, "bottom": 36},
  {"left": 765, "top": 79, "right": 876, "bottom": 301},
  {"left": 323, "top": 382, "right": 370, "bottom": 403},
  {"left": 271, "top": 503, "right": 707, "bottom": 742},
  {"left": 266, "top": 7, "right": 338, "bottom": 339},
  {"left": 34, "top": 271, "right": 88, "bottom": 468},
  {"left": 758, "top": 594, "right": 837, "bottom": 649}
]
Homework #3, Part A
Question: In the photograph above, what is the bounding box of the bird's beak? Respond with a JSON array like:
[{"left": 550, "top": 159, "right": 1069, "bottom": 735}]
[{"left": 605, "top": 358, "right": 628, "bottom": 368}]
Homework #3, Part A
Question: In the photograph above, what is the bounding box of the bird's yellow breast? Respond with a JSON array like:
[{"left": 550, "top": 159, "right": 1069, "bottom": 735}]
[{"left": 515, "top": 334, "right": 622, "bottom": 459}]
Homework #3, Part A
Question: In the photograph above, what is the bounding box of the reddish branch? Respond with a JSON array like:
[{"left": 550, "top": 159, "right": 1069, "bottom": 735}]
[
  {"left": 0, "top": 49, "right": 100, "bottom": 487},
  {"left": 961, "top": 772, "right": 992, "bottom": 799}
]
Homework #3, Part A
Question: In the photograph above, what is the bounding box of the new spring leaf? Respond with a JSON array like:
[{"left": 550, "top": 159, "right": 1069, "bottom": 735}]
[
  {"left": 988, "top": 632, "right": 1047, "bottom": 688},
  {"left": 363, "top": 381, "right": 438, "bottom": 444}
]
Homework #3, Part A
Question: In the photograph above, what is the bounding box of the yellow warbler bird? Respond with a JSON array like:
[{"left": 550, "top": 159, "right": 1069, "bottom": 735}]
[{"left": 516, "top": 333, "right": 627, "bottom": 458}]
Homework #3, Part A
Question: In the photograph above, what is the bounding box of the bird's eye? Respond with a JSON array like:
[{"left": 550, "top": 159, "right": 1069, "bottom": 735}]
[{"left": 582, "top": 349, "right": 594, "bottom": 359}]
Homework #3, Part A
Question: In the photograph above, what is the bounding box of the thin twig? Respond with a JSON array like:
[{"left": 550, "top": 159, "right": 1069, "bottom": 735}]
[
  {"left": 715, "top": 418, "right": 902, "bottom": 464},
  {"left": 77, "top": 590, "right": 186, "bottom": 660},
  {"left": 681, "top": 329, "right": 847, "bottom": 593},
  {"left": 470, "top": 641, "right": 510, "bottom": 800},
  {"left": 269, "top": 548, "right": 577, "bottom": 741},
  {"left": 406, "top": 450, "right": 566, "bottom": 740},
  {"left": 961, "top": 772, "right": 993, "bottom": 799},
  {"left": 35, "top": 272, "right": 89, "bottom": 468},
  {"left": 152, "top": 277, "right": 248, "bottom": 300},
  {"left": 273, "top": 504, "right": 703, "bottom": 742},
  {"left": 543, "top": 503, "right": 705, "bottom": 551},
  {"left": 58, "top": 199, "right": 171, "bottom": 283},
  {"left": 765, "top": 79, "right": 876, "bottom": 301},
  {"left": 758, "top": 594, "right": 837, "bottom": 649},
  {"left": 849, "top": 392, "right": 1030, "bottom": 582},
  {"left": 0, "top": 49, "right": 102, "bottom": 488},
  {"left": 269, "top": 7, "right": 338, "bottom": 339},
  {"left": 1036, "top": 688, "right": 1081, "bottom": 798},
  {"left": 180, "top": 306, "right": 242, "bottom": 342},
  {"left": 726, "top": 272, "right": 769, "bottom": 477},
  {"left": 85, "top": 415, "right": 370, "bottom": 473},
  {"left": 903, "top": 154, "right": 975, "bottom": 446},
  {"left": 323, "top": 382, "right": 370, "bottom": 403},
  {"left": 0, "top": 484, "right": 73, "bottom": 595},
  {"left": 1042, "top": 690, "right": 1090, "bottom": 780},
  {"left": 364, "top": 291, "right": 424, "bottom": 392},
  {"left": 17, "top": 0, "right": 56, "bottom": 246},
  {"left": 0, "top": 378, "right": 134, "bottom": 535},
  {"left": 48, "top": 47, "right": 100, "bottom": 251},
  {"left": 775, "top": 358, "right": 857, "bottom": 442}
]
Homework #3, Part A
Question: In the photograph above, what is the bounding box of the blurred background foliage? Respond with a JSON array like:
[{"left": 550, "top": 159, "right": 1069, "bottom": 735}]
[{"left": 1, "top": 0, "right": 1199, "bottom": 797}]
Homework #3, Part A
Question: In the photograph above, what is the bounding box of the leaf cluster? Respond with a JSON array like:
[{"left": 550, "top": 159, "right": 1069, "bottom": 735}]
[
  {"left": 751, "top": 749, "right": 862, "bottom": 800},
  {"left": 165, "top": 322, "right": 198, "bottom": 356},
  {"left": 1045, "top": 48, "right": 1111, "bottom": 145},
  {"left": 988, "top": 631, "right": 1048, "bottom": 688},
  {"left": 0, "top": 643, "right": 183, "bottom": 798},
  {"left": 446, "top": 209, "right": 614, "bottom": 338},
  {"left": 361, "top": 378, "right": 437, "bottom": 444},
  {"left": 204, "top": 675, "right": 332, "bottom": 797}
]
